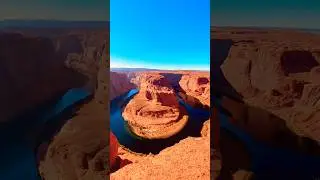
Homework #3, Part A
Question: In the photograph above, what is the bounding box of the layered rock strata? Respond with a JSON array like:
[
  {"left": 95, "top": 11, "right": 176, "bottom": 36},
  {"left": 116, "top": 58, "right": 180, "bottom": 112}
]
[
  {"left": 37, "top": 29, "right": 110, "bottom": 179},
  {"left": 111, "top": 129, "right": 210, "bottom": 180},
  {"left": 213, "top": 28, "right": 320, "bottom": 143},
  {"left": 122, "top": 73, "right": 188, "bottom": 139},
  {"left": 110, "top": 72, "right": 136, "bottom": 100},
  {"left": 179, "top": 72, "right": 210, "bottom": 107},
  {"left": 0, "top": 32, "right": 88, "bottom": 122}
]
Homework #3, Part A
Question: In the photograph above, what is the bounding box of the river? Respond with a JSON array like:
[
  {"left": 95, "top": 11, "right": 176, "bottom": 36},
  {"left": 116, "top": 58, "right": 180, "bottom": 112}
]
[
  {"left": 0, "top": 88, "right": 91, "bottom": 180},
  {"left": 110, "top": 89, "right": 210, "bottom": 154},
  {"left": 214, "top": 97, "right": 320, "bottom": 179}
]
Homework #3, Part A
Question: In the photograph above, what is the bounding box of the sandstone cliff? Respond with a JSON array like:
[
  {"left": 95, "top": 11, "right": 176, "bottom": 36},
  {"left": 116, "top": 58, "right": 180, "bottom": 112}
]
[
  {"left": 110, "top": 72, "right": 136, "bottom": 101},
  {"left": 35, "top": 29, "right": 110, "bottom": 179},
  {"left": 122, "top": 72, "right": 188, "bottom": 139},
  {"left": 213, "top": 28, "right": 320, "bottom": 143},
  {"left": 110, "top": 72, "right": 211, "bottom": 179},
  {"left": 111, "top": 128, "right": 210, "bottom": 180},
  {"left": 179, "top": 72, "right": 210, "bottom": 107},
  {"left": 0, "top": 32, "right": 89, "bottom": 122}
]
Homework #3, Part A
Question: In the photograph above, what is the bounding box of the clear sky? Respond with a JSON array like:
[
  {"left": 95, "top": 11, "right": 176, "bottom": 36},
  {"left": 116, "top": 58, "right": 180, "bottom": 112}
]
[
  {"left": 110, "top": 0, "right": 210, "bottom": 71},
  {"left": 0, "top": 0, "right": 109, "bottom": 21},
  {"left": 211, "top": 0, "right": 320, "bottom": 29}
]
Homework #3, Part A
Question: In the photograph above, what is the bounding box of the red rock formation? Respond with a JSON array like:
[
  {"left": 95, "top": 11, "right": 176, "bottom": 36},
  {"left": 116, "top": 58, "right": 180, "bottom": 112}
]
[
  {"left": 214, "top": 28, "right": 320, "bottom": 143},
  {"left": 123, "top": 73, "right": 188, "bottom": 139},
  {"left": 35, "top": 29, "right": 110, "bottom": 180},
  {"left": 110, "top": 72, "right": 136, "bottom": 100},
  {"left": 179, "top": 72, "right": 210, "bottom": 107},
  {"left": 110, "top": 132, "right": 119, "bottom": 169},
  {"left": 0, "top": 32, "right": 88, "bottom": 122},
  {"left": 111, "top": 136, "right": 210, "bottom": 180},
  {"left": 38, "top": 101, "right": 109, "bottom": 180}
]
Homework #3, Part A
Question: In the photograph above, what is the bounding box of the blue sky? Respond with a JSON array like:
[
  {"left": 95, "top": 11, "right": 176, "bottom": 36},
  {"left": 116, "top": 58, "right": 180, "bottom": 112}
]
[
  {"left": 0, "top": 0, "right": 108, "bottom": 21},
  {"left": 111, "top": 0, "right": 210, "bottom": 70},
  {"left": 212, "top": 0, "right": 320, "bottom": 29}
]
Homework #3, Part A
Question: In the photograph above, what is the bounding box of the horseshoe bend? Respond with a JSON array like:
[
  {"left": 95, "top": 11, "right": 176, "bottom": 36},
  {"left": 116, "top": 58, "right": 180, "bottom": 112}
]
[{"left": 122, "top": 73, "right": 189, "bottom": 139}]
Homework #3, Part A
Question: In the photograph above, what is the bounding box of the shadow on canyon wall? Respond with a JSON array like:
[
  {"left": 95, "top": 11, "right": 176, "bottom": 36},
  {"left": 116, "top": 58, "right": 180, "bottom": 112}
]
[
  {"left": 211, "top": 38, "right": 320, "bottom": 179},
  {"left": 33, "top": 94, "right": 94, "bottom": 163},
  {"left": 0, "top": 29, "right": 107, "bottom": 179},
  {"left": 210, "top": 39, "right": 243, "bottom": 103},
  {"left": 160, "top": 73, "right": 208, "bottom": 109}
]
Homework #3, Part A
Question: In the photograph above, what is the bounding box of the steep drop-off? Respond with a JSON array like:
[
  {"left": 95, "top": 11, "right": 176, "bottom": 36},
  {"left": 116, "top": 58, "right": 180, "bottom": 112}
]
[
  {"left": 123, "top": 73, "right": 188, "bottom": 139},
  {"left": 36, "top": 30, "right": 110, "bottom": 180},
  {"left": 211, "top": 28, "right": 320, "bottom": 178},
  {"left": 214, "top": 28, "right": 320, "bottom": 143},
  {"left": 0, "top": 32, "right": 88, "bottom": 122}
]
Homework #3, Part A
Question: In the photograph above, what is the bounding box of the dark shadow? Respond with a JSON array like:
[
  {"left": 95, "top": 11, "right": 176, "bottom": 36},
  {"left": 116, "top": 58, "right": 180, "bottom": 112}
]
[
  {"left": 160, "top": 73, "right": 210, "bottom": 109},
  {"left": 33, "top": 94, "right": 94, "bottom": 164},
  {"left": 210, "top": 39, "right": 243, "bottom": 104},
  {"left": 210, "top": 37, "right": 320, "bottom": 178},
  {"left": 110, "top": 156, "right": 133, "bottom": 173},
  {"left": 159, "top": 73, "right": 184, "bottom": 92},
  {"left": 217, "top": 128, "right": 252, "bottom": 180},
  {"left": 281, "top": 50, "right": 319, "bottom": 75}
]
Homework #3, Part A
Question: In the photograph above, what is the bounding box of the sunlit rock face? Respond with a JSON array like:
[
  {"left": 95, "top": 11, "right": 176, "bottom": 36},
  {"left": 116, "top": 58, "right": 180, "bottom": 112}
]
[
  {"left": 179, "top": 72, "right": 210, "bottom": 108},
  {"left": 110, "top": 72, "right": 136, "bottom": 101},
  {"left": 122, "top": 73, "right": 188, "bottom": 139}
]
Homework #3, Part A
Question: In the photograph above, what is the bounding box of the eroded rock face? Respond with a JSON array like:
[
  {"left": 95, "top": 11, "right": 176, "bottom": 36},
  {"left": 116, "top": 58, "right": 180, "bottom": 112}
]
[
  {"left": 110, "top": 72, "right": 136, "bottom": 100},
  {"left": 179, "top": 72, "right": 210, "bottom": 107},
  {"left": 0, "top": 32, "right": 88, "bottom": 122},
  {"left": 215, "top": 28, "right": 320, "bottom": 142},
  {"left": 111, "top": 136, "right": 210, "bottom": 180},
  {"left": 123, "top": 73, "right": 188, "bottom": 139},
  {"left": 110, "top": 132, "right": 119, "bottom": 169},
  {"left": 38, "top": 102, "right": 109, "bottom": 180},
  {"left": 36, "top": 29, "right": 110, "bottom": 180}
]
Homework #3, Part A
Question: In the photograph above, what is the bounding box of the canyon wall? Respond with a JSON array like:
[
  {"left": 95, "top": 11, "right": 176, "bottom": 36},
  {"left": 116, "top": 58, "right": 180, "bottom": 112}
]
[
  {"left": 179, "top": 72, "right": 210, "bottom": 107},
  {"left": 122, "top": 72, "right": 188, "bottom": 139},
  {"left": 111, "top": 120, "right": 210, "bottom": 180},
  {"left": 213, "top": 29, "right": 320, "bottom": 143},
  {"left": 0, "top": 32, "right": 90, "bottom": 122},
  {"left": 34, "top": 30, "right": 110, "bottom": 180},
  {"left": 110, "top": 72, "right": 136, "bottom": 101}
]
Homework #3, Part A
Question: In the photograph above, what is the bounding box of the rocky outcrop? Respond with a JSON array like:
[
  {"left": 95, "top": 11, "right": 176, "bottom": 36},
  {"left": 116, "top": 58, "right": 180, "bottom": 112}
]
[
  {"left": 111, "top": 136, "right": 210, "bottom": 180},
  {"left": 214, "top": 28, "right": 320, "bottom": 143},
  {"left": 38, "top": 101, "right": 109, "bottom": 180},
  {"left": 110, "top": 72, "right": 136, "bottom": 100},
  {"left": 179, "top": 72, "right": 210, "bottom": 107},
  {"left": 122, "top": 73, "right": 188, "bottom": 139},
  {"left": 0, "top": 32, "right": 89, "bottom": 122},
  {"left": 36, "top": 29, "right": 110, "bottom": 179},
  {"left": 110, "top": 132, "right": 119, "bottom": 170}
]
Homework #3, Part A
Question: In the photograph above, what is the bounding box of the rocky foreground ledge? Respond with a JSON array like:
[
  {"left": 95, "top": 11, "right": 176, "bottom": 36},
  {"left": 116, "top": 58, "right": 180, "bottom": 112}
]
[{"left": 110, "top": 71, "right": 211, "bottom": 179}]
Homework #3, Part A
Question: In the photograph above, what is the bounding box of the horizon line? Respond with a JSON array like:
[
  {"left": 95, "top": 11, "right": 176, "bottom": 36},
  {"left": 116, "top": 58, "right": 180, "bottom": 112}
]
[
  {"left": 110, "top": 67, "right": 210, "bottom": 72},
  {"left": 211, "top": 25, "right": 320, "bottom": 31},
  {"left": 0, "top": 19, "right": 109, "bottom": 22}
]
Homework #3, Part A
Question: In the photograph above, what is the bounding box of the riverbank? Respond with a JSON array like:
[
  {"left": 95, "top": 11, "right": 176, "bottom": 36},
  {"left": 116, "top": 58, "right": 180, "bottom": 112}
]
[{"left": 111, "top": 89, "right": 210, "bottom": 154}]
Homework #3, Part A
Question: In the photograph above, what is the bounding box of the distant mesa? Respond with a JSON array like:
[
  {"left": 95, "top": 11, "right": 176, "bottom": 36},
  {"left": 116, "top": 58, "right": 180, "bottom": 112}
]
[{"left": 0, "top": 19, "right": 109, "bottom": 29}]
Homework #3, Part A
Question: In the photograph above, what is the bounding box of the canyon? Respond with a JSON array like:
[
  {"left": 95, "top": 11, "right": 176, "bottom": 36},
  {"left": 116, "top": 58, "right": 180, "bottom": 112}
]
[
  {"left": 0, "top": 27, "right": 211, "bottom": 179},
  {"left": 122, "top": 72, "right": 188, "bottom": 139},
  {"left": 212, "top": 27, "right": 320, "bottom": 178},
  {"left": 110, "top": 70, "right": 211, "bottom": 179},
  {"left": 0, "top": 28, "right": 109, "bottom": 180}
]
